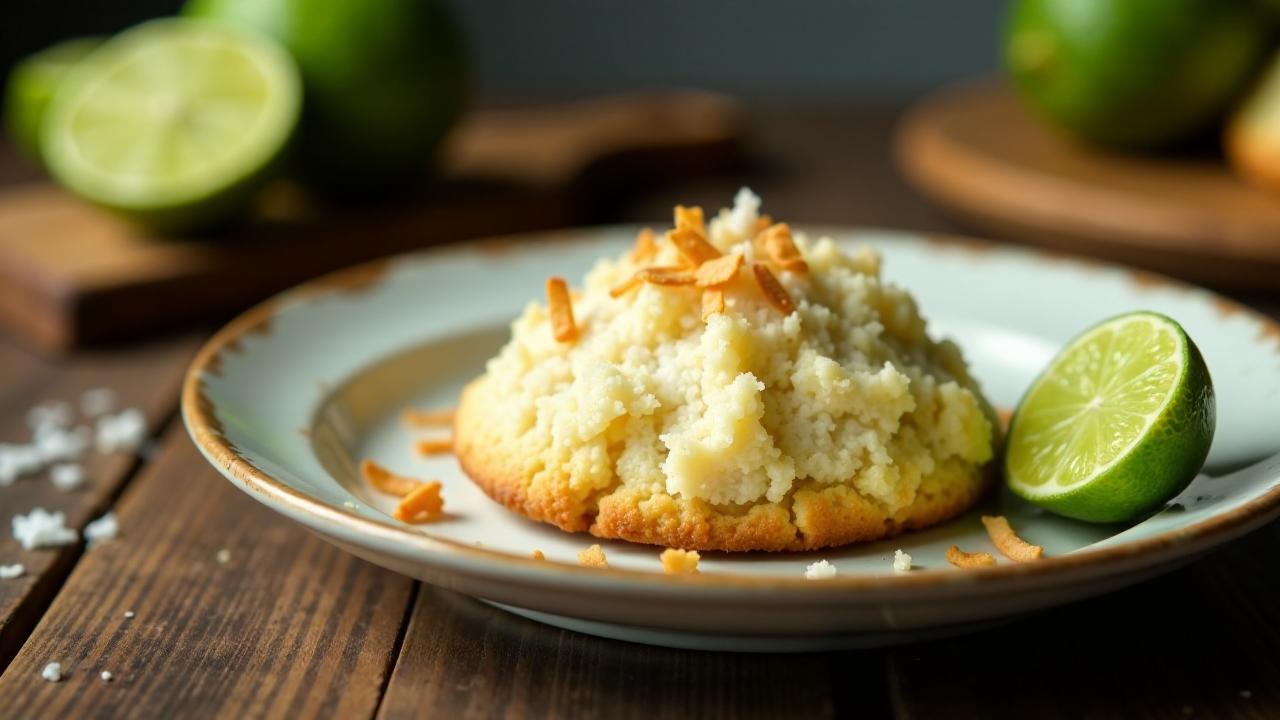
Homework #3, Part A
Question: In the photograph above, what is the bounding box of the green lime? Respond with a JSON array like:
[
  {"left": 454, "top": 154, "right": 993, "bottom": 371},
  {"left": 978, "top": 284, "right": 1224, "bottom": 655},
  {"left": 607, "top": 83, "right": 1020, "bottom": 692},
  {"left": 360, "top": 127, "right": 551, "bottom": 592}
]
[
  {"left": 183, "top": 0, "right": 467, "bottom": 197},
  {"left": 1005, "top": 312, "right": 1215, "bottom": 523},
  {"left": 4, "top": 38, "right": 103, "bottom": 164},
  {"left": 41, "top": 19, "right": 301, "bottom": 234},
  {"left": 1005, "top": 0, "right": 1270, "bottom": 150}
]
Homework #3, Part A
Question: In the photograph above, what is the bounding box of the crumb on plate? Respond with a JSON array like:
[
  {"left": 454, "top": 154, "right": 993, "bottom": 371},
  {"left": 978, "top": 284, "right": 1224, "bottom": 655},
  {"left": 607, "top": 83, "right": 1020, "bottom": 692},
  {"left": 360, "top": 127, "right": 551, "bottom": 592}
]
[
  {"left": 393, "top": 481, "right": 445, "bottom": 523},
  {"left": 401, "top": 407, "right": 456, "bottom": 428},
  {"left": 414, "top": 438, "right": 454, "bottom": 457},
  {"left": 804, "top": 559, "right": 837, "bottom": 579},
  {"left": 360, "top": 459, "right": 423, "bottom": 497},
  {"left": 660, "top": 548, "right": 700, "bottom": 575},
  {"left": 893, "top": 549, "right": 912, "bottom": 573},
  {"left": 578, "top": 544, "right": 608, "bottom": 568},
  {"left": 530, "top": 549, "right": 545, "bottom": 561}
]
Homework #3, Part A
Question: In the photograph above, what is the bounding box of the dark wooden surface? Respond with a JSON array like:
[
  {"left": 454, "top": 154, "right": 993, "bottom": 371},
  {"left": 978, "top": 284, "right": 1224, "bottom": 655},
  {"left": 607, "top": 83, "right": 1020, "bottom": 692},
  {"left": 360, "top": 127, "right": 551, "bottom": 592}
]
[{"left": 1, "top": 107, "right": 1278, "bottom": 719}]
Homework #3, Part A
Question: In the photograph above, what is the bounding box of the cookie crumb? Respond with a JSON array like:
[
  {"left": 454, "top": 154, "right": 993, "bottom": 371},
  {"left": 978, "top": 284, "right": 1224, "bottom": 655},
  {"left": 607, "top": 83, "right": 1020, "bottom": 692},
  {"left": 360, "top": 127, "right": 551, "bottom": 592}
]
[
  {"left": 577, "top": 544, "right": 608, "bottom": 568},
  {"left": 41, "top": 662, "right": 62, "bottom": 682},
  {"left": 530, "top": 549, "right": 545, "bottom": 561},
  {"left": 946, "top": 545, "right": 997, "bottom": 569},
  {"left": 804, "top": 559, "right": 836, "bottom": 579},
  {"left": 893, "top": 549, "right": 912, "bottom": 573},
  {"left": 660, "top": 548, "right": 700, "bottom": 575}
]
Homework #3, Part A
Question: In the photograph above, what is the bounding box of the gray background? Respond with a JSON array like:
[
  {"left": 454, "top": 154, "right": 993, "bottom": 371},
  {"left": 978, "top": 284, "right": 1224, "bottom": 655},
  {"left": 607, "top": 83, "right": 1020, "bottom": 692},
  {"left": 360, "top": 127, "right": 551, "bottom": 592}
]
[{"left": 3, "top": 1, "right": 1006, "bottom": 104}]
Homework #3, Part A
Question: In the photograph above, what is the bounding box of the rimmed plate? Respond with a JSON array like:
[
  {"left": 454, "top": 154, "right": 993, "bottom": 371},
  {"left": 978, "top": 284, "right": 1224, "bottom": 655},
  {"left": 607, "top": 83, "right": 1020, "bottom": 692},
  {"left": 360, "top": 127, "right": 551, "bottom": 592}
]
[{"left": 182, "top": 226, "right": 1280, "bottom": 652}]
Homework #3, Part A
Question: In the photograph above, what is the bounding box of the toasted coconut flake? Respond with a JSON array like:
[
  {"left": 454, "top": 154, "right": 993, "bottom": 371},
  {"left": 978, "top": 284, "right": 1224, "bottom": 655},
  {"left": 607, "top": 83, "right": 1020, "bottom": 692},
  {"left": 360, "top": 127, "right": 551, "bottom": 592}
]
[
  {"left": 393, "top": 481, "right": 444, "bottom": 523},
  {"left": 638, "top": 266, "right": 698, "bottom": 286},
  {"left": 695, "top": 253, "right": 744, "bottom": 287},
  {"left": 981, "top": 515, "right": 1043, "bottom": 562},
  {"left": 578, "top": 544, "right": 608, "bottom": 568},
  {"left": 609, "top": 274, "right": 643, "bottom": 298},
  {"left": 360, "top": 459, "right": 424, "bottom": 497},
  {"left": 762, "top": 223, "right": 808, "bottom": 273},
  {"left": 530, "top": 549, "right": 545, "bottom": 561},
  {"left": 401, "top": 407, "right": 456, "bottom": 428},
  {"left": 670, "top": 227, "right": 721, "bottom": 266},
  {"left": 701, "top": 289, "right": 725, "bottom": 320},
  {"left": 751, "top": 263, "right": 794, "bottom": 314},
  {"left": 546, "top": 276, "right": 578, "bottom": 342},
  {"left": 660, "top": 548, "right": 700, "bottom": 575},
  {"left": 673, "top": 205, "right": 705, "bottom": 234},
  {"left": 945, "top": 545, "right": 997, "bottom": 569},
  {"left": 630, "top": 227, "right": 657, "bottom": 264},
  {"left": 415, "top": 438, "right": 454, "bottom": 456}
]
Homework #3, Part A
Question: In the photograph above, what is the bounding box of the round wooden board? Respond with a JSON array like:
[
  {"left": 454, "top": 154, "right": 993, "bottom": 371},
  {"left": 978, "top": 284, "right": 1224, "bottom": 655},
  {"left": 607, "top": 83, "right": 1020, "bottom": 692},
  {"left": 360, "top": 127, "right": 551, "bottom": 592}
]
[{"left": 895, "top": 82, "right": 1280, "bottom": 292}]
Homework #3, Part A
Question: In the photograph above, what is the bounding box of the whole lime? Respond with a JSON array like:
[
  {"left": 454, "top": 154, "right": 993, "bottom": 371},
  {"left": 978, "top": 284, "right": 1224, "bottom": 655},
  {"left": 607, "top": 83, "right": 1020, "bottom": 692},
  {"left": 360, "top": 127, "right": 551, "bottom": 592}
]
[
  {"left": 1005, "top": 0, "right": 1271, "bottom": 150},
  {"left": 4, "top": 38, "right": 102, "bottom": 165},
  {"left": 184, "top": 0, "right": 468, "bottom": 196}
]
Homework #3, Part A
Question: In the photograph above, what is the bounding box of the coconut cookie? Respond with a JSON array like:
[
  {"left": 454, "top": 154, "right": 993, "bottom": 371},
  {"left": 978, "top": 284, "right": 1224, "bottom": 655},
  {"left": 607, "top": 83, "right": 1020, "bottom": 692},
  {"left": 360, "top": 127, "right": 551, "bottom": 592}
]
[{"left": 455, "top": 189, "right": 997, "bottom": 552}]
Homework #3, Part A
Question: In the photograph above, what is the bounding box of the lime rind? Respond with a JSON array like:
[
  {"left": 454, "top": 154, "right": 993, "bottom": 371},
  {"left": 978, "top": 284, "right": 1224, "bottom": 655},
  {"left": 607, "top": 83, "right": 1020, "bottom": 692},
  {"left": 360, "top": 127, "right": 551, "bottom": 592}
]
[
  {"left": 1005, "top": 312, "right": 1215, "bottom": 523},
  {"left": 40, "top": 19, "right": 301, "bottom": 230}
]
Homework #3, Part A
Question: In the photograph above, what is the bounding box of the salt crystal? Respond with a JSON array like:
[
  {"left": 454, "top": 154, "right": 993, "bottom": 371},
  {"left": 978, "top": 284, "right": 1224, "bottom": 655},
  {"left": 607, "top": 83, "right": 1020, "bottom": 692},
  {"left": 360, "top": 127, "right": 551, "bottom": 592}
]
[
  {"left": 124, "top": 610, "right": 135, "bottom": 619},
  {"left": 0, "top": 563, "right": 24, "bottom": 579},
  {"left": 34, "top": 425, "right": 90, "bottom": 463},
  {"left": 84, "top": 512, "right": 118, "bottom": 546},
  {"left": 80, "top": 388, "right": 117, "bottom": 417},
  {"left": 804, "top": 559, "right": 837, "bottom": 580},
  {"left": 216, "top": 548, "right": 232, "bottom": 564},
  {"left": 27, "top": 401, "right": 72, "bottom": 430},
  {"left": 50, "top": 463, "right": 86, "bottom": 492},
  {"left": 893, "top": 549, "right": 913, "bottom": 573},
  {"left": 100, "top": 670, "right": 113, "bottom": 682},
  {"left": 96, "top": 409, "right": 147, "bottom": 453},
  {"left": 12, "top": 508, "right": 79, "bottom": 550},
  {"left": 0, "top": 444, "right": 45, "bottom": 486},
  {"left": 41, "top": 662, "right": 62, "bottom": 682}
]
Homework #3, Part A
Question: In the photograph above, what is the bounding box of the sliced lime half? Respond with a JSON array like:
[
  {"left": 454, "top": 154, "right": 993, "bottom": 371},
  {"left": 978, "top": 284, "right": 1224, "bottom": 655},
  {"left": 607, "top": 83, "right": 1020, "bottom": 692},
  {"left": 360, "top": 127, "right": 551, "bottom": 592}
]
[
  {"left": 41, "top": 19, "right": 300, "bottom": 233},
  {"left": 1005, "top": 312, "right": 1215, "bottom": 523}
]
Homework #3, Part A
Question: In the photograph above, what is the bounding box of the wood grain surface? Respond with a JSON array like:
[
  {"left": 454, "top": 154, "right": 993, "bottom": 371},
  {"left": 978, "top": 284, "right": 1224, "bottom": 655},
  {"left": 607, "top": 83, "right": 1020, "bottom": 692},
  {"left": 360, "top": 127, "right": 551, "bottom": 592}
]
[
  {"left": 0, "top": 107, "right": 1278, "bottom": 719},
  {"left": 896, "top": 82, "right": 1280, "bottom": 292}
]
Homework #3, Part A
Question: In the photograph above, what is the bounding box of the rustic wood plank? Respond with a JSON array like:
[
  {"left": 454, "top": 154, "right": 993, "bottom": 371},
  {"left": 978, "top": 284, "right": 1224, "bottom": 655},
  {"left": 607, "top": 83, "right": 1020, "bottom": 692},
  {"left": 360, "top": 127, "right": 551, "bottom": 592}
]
[
  {"left": 0, "top": 425, "right": 417, "bottom": 718},
  {"left": 376, "top": 585, "right": 886, "bottom": 720},
  {"left": 0, "top": 332, "right": 202, "bottom": 670},
  {"left": 888, "top": 520, "right": 1280, "bottom": 720}
]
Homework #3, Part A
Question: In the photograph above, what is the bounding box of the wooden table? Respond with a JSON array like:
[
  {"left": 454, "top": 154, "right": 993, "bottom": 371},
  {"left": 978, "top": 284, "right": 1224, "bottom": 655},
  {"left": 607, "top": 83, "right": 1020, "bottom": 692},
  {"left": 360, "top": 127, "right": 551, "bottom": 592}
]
[{"left": 1, "top": 108, "right": 1277, "bottom": 719}]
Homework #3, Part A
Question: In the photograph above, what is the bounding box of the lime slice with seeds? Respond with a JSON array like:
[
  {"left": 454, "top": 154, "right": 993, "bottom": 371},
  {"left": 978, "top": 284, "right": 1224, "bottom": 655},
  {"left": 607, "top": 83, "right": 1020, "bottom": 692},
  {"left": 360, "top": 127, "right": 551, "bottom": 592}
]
[
  {"left": 41, "top": 19, "right": 300, "bottom": 233},
  {"left": 1005, "top": 312, "right": 1215, "bottom": 523}
]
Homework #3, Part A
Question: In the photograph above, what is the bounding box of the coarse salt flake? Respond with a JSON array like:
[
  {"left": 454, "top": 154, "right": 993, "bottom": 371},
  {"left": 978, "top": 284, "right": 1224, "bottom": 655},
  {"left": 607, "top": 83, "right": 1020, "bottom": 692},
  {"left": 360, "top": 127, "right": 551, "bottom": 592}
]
[
  {"left": 100, "top": 670, "right": 113, "bottom": 682},
  {"left": 50, "top": 463, "right": 86, "bottom": 492},
  {"left": 124, "top": 610, "right": 135, "bottom": 619},
  {"left": 95, "top": 409, "right": 147, "bottom": 454},
  {"left": 893, "top": 549, "right": 913, "bottom": 573},
  {"left": 27, "top": 401, "right": 72, "bottom": 431},
  {"left": 41, "top": 662, "right": 62, "bottom": 682},
  {"left": 35, "top": 425, "right": 91, "bottom": 463},
  {"left": 0, "top": 564, "right": 24, "bottom": 579},
  {"left": 0, "top": 444, "right": 44, "bottom": 486},
  {"left": 80, "top": 388, "right": 117, "bottom": 417},
  {"left": 84, "top": 512, "right": 118, "bottom": 546},
  {"left": 804, "top": 559, "right": 837, "bottom": 580},
  {"left": 12, "top": 508, "right": 78, "bottom": 550},
  {"left": 216, "top": 549, "right": 231, "bottom": 564}
]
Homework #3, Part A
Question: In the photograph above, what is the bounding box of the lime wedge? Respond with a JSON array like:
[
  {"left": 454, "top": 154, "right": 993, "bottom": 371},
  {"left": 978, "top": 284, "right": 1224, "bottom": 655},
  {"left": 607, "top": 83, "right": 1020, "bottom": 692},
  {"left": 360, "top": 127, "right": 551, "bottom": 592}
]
[
  {"left": 1005, "top": 312, "right": 1215, "bottom": 523},
  {"left": 41, "top": 19, "right": 300, "bottom": 233},
  {"left": 4, "top": 38, "right": 102, "bottom": 165}
]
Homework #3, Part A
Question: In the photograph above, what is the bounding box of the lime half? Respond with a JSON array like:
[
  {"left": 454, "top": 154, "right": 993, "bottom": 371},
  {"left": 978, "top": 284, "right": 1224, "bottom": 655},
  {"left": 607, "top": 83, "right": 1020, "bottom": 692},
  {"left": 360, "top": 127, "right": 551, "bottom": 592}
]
[
  {"left": 41, "top": 19, "right": 300, "bottom": 233},
  {"left": 1005, "top": 312, "right": 1215, "bottom": 523},
  {"left": 4, "top": 37, "right": 102, "bottom": 164}
]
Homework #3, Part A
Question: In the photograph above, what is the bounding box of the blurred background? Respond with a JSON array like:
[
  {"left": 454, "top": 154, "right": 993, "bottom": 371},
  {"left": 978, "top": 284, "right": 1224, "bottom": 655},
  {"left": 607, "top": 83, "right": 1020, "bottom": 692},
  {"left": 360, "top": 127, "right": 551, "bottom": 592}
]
[{"left": 2, "top": 1, "right": 1004, "bottom": 104}]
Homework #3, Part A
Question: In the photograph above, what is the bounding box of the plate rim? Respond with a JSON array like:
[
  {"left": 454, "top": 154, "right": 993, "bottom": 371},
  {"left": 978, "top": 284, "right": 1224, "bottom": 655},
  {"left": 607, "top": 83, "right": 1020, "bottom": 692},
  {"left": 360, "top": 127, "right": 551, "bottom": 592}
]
[{"left": 182, "top": 225, "right": 1280, "bottom": 594}]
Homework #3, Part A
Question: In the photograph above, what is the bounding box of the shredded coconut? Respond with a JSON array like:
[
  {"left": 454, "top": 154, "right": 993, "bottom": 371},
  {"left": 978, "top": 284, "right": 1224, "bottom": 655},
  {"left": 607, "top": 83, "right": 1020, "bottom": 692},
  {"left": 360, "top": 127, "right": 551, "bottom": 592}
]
[
  {"left": 80, "top": 388, "right": 117, "bottom": 417},
  {"left": 893, "top": 549, "right": 913, "bottom": 573},
  {"left": 804, "top": 559, "right": 837, "bottom": 579},
  {"left": 84, "top": 512, "right": 118, "bottom": 546},
  {"left": 41, "top": 662, "right": 62, "bottom": 682},
  {"left": 216, "top": 549, "right": 231, "bottom": 564},
  {"left": 12, "top": 508, "right": 79, "bottom": 550},
  {"left": 0, "top": 563, "right": 24, "bottom": 579},
  {"left": 95, "top": 408, "right": 147, "bottom": 453},
  {"left": 50, "top": 463, "right": 86, "bottom": 492}
]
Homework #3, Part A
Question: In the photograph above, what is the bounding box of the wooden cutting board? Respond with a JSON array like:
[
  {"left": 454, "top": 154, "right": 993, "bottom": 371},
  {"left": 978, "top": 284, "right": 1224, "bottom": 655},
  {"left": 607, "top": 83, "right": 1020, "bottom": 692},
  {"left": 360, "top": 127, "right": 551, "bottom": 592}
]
[
  {"left": 895, "top": 82, "right": 1280, "bottom": 292},
  {"left": 0, "top": 92, "right": 741, "bottom": 353}
]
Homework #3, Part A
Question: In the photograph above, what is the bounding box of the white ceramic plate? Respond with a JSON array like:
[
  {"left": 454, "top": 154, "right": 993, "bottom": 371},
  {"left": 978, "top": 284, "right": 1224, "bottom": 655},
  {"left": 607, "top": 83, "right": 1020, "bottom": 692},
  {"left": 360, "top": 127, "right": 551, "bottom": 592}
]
[{"left": 183, "top": 226, "right": 1280, "bottom": 651}]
